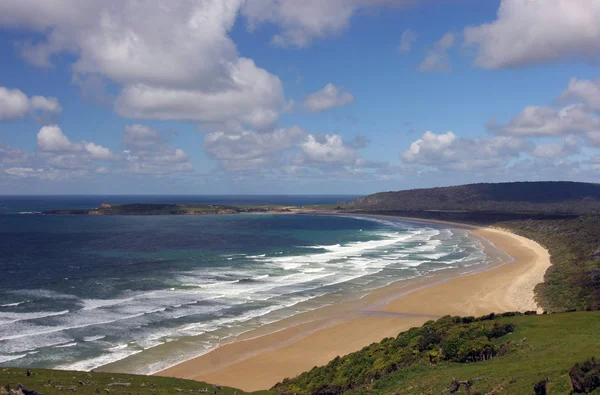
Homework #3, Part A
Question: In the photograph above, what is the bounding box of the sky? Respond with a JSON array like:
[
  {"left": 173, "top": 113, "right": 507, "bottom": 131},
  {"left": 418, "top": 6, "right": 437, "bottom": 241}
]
[{"left": 0, "top": 0, "right": 599, "bottom": 195}]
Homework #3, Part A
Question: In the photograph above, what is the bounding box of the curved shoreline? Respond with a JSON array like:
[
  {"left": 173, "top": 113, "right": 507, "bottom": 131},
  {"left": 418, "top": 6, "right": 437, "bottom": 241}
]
[{"left": 155, "top": 217, "right": 551, "bottom": 391}]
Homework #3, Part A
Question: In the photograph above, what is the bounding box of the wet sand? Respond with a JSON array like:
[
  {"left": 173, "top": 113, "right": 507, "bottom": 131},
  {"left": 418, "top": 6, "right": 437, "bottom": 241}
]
[{"left": 157, "top": 221, "right": 551, "bottom": 392}]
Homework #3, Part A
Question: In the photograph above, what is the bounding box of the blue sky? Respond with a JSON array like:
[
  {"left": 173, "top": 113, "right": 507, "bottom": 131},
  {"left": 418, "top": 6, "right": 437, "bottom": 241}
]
[{"left": 0, "top": 0, "right": 598, "bottom": 195}]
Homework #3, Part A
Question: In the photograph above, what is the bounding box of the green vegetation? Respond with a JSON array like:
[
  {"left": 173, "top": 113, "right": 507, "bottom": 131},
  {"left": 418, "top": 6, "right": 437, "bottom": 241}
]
[
  {"left": 43, "top": 203, "right": 292, "bottom": 216},
  {"left": 501, "top": 215, "right": 600, "bottom": 312},
  {"left": 274, "top": 311, "right": 600, "bottom": 394},
  {"left": 0, "top": 367, "right": 261, "bottom": 395},
  {"left": 350, "top": 181, "right": 600, "bottom": 214},
  {"left": 570, "top": 357, "right": 600, "bottom": 393}
]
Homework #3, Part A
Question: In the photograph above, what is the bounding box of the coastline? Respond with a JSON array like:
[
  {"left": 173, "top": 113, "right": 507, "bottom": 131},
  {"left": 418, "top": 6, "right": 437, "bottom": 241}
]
[{"left": 155, "top": 217, "right": 551, "bottom": 391}]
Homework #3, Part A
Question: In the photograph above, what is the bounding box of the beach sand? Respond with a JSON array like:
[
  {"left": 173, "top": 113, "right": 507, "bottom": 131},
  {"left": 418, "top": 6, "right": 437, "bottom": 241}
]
[{"left": 157, "top": 223, "right": 551, "bottom": 392}]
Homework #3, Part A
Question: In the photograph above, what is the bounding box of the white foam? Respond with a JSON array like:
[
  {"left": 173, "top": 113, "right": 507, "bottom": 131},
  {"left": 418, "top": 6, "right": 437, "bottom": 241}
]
[
  {"left": 0, "top": 302, "right": 25, "bottom": 307},
  {"left": 54, "top": 342, "right": 78, "bottom": 348},
  {"left": 0, "top": 310, "right": 69, "bottom": 326},
  {"left": 0, "top": 330, "right": 75, "bottom": 354},
  {"left": 0, "top": 353, "right": 27, "bottom": 363},
  {"left": 56, "top": 348, "right": 143, "bottom": 372},
  {"left": 83, "top": 335, "right": 106, "bottom": 342}
]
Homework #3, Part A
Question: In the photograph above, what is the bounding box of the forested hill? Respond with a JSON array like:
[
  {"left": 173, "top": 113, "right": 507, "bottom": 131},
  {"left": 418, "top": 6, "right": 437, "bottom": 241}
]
[{"left": 351, "top": 181, "right": 600, "bottom": 214}]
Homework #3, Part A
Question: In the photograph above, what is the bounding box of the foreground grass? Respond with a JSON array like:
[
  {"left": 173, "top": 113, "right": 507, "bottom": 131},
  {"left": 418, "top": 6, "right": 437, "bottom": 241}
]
[
  {"left": 0, "top": 368, "right": 268, "bottom": 395},
  {"left": 274, "top": 311, "right": 600, "bottom": 394},
  {"left": 367, "top": 312, "right": 600, "bottom": 394}
]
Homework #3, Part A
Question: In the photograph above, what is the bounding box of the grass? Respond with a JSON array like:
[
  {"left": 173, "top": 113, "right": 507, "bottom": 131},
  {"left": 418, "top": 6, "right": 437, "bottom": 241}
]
[
  {"left": 0, "top": 368, "right": 268, "bottom": 395},
  {"left": 365, "top": 311, "right": 600, "bottom": 394}
]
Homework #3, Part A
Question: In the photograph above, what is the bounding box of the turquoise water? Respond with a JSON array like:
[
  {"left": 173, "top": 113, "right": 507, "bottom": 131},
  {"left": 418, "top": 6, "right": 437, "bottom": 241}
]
[{"left": 0, "top": 197, "right": 491, "bottom": 373}]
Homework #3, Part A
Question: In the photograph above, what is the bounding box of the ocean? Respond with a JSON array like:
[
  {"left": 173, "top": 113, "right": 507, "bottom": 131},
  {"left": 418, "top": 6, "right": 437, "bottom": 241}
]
[{"left": 0, "top": 196, "right": 497, "bottom": 374}]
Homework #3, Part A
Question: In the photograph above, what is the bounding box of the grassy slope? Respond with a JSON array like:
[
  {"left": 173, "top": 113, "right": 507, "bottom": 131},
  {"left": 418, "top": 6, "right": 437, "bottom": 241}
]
[
  {"left": 275, "top": 312, "right": 600, "bottom": 394},
  {"left": 373, "top": 312, "right": 600, "bottom": 394},
  {"left": 0, "top": 368, "right": 273, "bottom": 395}
]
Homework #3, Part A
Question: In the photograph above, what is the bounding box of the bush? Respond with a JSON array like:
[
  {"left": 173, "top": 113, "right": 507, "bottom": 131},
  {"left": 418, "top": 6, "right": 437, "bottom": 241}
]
[
  {"left": 569, "top": 357, "right": 600, "bottom": 393},
  {"left": 273, "top": 314, "right": 518, "bottom": 394}
]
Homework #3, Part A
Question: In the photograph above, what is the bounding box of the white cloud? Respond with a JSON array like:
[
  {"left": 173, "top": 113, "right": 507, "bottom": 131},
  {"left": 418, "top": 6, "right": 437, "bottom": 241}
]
[
  {"left": 241, "top": 0, "right": 411, "bottom": 48},
  {"left": 4, "top": 167, "right": 47, "bottom": 178},
  {"left": 123, "top": 124, "right": 163, "bottom": 149},
  {"left": 489, "top": 104, "right": 600, "bottom": 146},
  {"left": 0, "top": 1, "right": 286, "bottom": 130},
  {"left": 115, "top": 59, "right": 284, "bottom": 129},
  {"left": 123, "top": 147, "right": 192, "bottom": 175},
  {"left": 532, "top": 136, "right": 581, "bottom": 159},
  {"left": 304, "top": 83, "right": 355, "bottom": 112},
  {"left": 418, "top": 32, "right": 454, "bottom": 73},
  {"left": 398, "top": 29, "right": 417, "bottom": 53},
  {"left": 37, "top": 125, "right": 82, "bottom": 153},
  {"left": 205, "top": 126, "right": 307, "bottom": 171},
  {"left": 37, "top": 125, "right": 115, "bottom": 161},
  {"left": 0, "top": 142, "right": 28, "bottom": 164},
  {"left": 558, "top": 77, "right": 600, "bottom": 112},
  {"left": 120, "top": 125, "right": 193, "bottom": 175},
  {"left": 401, "top": 131, "right": 533, "bottom": 170},
  {"left": 85, "top": 142, "right": 114, "bottom": 161},
  {"left": 464, "top": 0, "right": 600, "bottom": 69},
  {"left": 0, "top": 86, "right": 61, "bottom": 121},
  {"left": 299, "top": 134, "right": 361, "bottom": 165},
  {"left": 30, "top": 96, "right": 61, "bottom": 113}
]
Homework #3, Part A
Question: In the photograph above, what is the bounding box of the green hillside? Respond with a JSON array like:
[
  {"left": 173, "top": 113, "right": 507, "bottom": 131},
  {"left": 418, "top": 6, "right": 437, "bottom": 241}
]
[
  {"left": 273, "top": 311, "right": 600, "bottom": 394},
  {"left": 0, "top": 367, "right": 267, "bottom": 395},
  {"left": 350, "top": 181, "right": 600, "bottom": 214}
]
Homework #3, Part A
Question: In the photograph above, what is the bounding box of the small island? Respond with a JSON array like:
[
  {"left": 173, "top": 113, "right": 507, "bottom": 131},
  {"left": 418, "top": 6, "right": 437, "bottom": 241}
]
[{"left": 43, "top": 203, "right": 295, "bottom": 216}]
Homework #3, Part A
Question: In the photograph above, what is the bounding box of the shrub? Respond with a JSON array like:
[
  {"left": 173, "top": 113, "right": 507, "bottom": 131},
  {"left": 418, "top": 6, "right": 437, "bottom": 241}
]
[{"left": 569, "top": 357, "right": 600, "bottom": 393}]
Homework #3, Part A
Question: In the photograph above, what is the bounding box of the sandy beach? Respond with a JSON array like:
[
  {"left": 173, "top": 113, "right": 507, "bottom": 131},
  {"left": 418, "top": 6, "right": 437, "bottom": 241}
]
[{"left": 157, "top": 220, "right": 551, "bottom": 392}]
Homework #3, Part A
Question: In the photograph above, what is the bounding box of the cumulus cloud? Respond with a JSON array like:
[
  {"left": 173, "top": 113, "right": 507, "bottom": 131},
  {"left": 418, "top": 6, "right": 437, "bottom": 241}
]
[
  {"left": 398, "top": 29, "right": 417, "bottom": 53},
  {"left": 298, "top": 134, "right": 361, "bottom": 165},
  {"left": 123, "top": 147, "right": 191, "bottom": 175},
  {"left": 241, "top": 0, "right": 412, "bottom": 48},
  {"left": 557, "top": 77, "right": 600, "bottom": 112},
  {"left": 205, "top": 126, "right": 307, "bottom": 171},
  {"left": 37, "top": 125, "right": 82, "bottom": 153},
  {"left": 123, "top": 124, "right": 163, "bottom": 149},
  {"left": 203, "top": 125, "right": 368, "bottom": 174},
  {"left": 119, "top": 125, "right": 192, "bottom": 175},
  {"left": 465, "top": 0, "right": 600, "bottom": 69},
  {"left": 304, "top": 83, "right": 355, "bottom": 112},
  {"left": 3, "top": 167, "right": 60, "bottom": 180},
  {"left": 0, "top": 138, "right": 75, "bottom": 180},
  {"left": 418, "top": 32, "right": 454, "bottom": 73},
  {"left": 532, "top": 135, "right": 581, "bottom": 159},
  {"left": 0, "top": 1, "right": 286, "bottom": 130},
  {"left": 36, "top": 124, "right": 114, "bottom": 161},
  {"left": 489, "top": 104, "right": 600, "bottom": 147},
  {"left": 2, "top": 123, "right": 192, "bottom": 180},
  {"left": 0, "top": 86, "right": 61, "bottom": 121},
  {"left": 0, "top": 142, "right": 28, "bottom": 164},
  {"left": 401, "top": 131, "right": 533, "bottom": 170}
]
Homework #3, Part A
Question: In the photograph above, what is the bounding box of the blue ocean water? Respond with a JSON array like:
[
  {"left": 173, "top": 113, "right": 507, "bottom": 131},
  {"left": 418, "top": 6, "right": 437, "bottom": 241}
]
[{"left": 0, "top": 196, "right": 491, "bottom": 373}]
